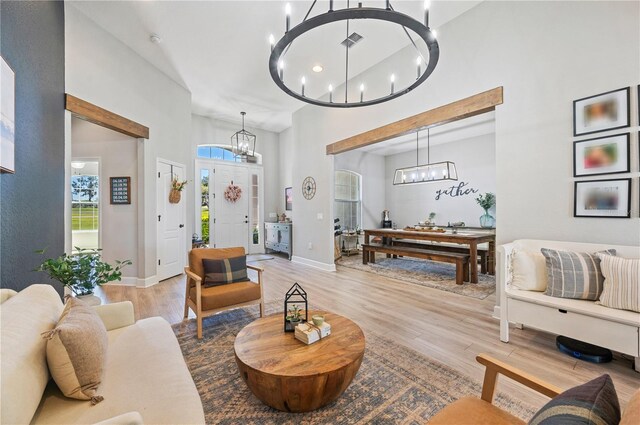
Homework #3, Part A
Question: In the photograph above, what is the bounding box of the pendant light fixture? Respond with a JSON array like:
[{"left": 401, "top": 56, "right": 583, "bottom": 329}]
[
  {"left": 231, "top": 112, "right": 257, "bottom": 162},
  {"left": 393, "top": 128, "right": 458, "bottom": 185},
  {"left": 268, "top": 0, "right": 439, "bottom": 108}
]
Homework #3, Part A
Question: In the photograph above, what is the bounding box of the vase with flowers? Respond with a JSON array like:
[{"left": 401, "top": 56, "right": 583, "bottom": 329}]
[
  {"left": 475, "top": 192, "right": 496, "bottom": 228},
  {"left": 169, "top": 177, "right": 188, "bottom": 204}
]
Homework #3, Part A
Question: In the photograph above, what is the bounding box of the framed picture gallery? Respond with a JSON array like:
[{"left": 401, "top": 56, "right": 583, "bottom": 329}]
[
  {"left": 574, "top": 178, "right": 631, "bottom": 218},
  {"left": 573, "top": 87, "right": 630, "bottom": 137},
  {"left": 573, "top": 133, "right": 630, "bottom": 177}
]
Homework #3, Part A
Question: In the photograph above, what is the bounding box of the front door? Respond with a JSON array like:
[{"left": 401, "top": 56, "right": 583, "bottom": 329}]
[
  {"left": 213, "top": 163, "right": 249, "bottom": 250},
  {"left": 157, "top": 160, "right": 186, "bottom": 281}
]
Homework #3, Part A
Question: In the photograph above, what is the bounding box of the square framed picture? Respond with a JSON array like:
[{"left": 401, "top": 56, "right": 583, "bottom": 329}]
[
  {"left": 574, "top": 178, "right": 631, "bottom": 218},
  {"left": 285, "top": 187, "right": 292, "bottom": 211},
  {"left": 1, "top": 56, "right": 15, "bottom": 174},
  {"left": 573, "top": 87, "right": 630, "bottom": 137},
  {"left": 573, "top": 133, "right": 629, "bottom": 177}
]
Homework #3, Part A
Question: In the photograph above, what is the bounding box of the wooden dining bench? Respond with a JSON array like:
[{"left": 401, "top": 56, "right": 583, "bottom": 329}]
[
  {"left": 362, "top": 243, "right": 470, "bottom": 285},
  {"left": 390, "top": 239, "right": 489, "bottom": 274}
]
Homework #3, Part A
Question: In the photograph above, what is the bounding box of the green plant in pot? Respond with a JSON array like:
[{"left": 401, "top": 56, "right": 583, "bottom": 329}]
[
  {"left": 286, "top": 305, "right": 303, "bottom": 327},
  {"left": 475, "top": 193, "right": 496, "bottom": 228},
  {"left": 35, "top": 248, "right": 132, "bottom": 296}
]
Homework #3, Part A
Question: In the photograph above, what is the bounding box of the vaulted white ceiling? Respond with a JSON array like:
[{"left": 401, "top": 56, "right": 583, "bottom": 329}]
[{"left": 68, "top": 1, "right": 482, "bottom": 133}]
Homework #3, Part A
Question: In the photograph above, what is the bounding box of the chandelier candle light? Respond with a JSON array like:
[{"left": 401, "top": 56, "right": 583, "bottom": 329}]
[
  {"left": 268, "top": 0, "right": 439, "bottom": 108},
  {"left": 393, "top": 128, "right": 458, "bottom": 185}
]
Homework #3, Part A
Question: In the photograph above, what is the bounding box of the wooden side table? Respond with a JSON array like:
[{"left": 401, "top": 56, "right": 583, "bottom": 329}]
[{"left": 234, "top": 311, "right": 365, "bottom": 412}]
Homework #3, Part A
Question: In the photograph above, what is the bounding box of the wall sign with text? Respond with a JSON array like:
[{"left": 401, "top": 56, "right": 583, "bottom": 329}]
[
  {"left": 110, "top": 177, "right": 131, "bottom": 205},
  {"left": 435, "top": 181, "right": 479, "bottom": 201}
]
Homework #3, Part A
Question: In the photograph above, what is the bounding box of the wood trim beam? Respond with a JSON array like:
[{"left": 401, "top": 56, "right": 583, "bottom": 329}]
[
  {"left": 65, "top": 94, "right": 149, "bottom": 139},
  {"left": 326, "top": 87, "right": 503, "bottom": 155}
]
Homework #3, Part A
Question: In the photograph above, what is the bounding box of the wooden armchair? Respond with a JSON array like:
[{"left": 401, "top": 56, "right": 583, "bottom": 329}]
[
  {"left": 183, "top": 247, "right": 264, "bottom": 339},
  {"left": 428, "top": 354, "right": 562, "bottom": 424}
]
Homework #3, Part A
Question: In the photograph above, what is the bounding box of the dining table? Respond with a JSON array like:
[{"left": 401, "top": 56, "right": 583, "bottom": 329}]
[{"left": 363, "top": 228, "right": 496, "bottom": 284}]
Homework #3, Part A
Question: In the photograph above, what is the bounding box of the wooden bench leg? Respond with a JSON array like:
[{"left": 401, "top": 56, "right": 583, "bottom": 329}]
[
  {"left": 480, "top": 252, "right": 487, "bottom": 274},
  {"left": 362, "top": 248, "right": 368, "bottom": 264},
  {"left": 464, "top": 259, "right": 470, "bottom": 282},
  {"left": 455, "top": 260, "right": 464, "bottom": 285}
]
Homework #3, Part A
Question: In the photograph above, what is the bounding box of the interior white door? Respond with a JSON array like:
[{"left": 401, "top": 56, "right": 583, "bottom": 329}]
[
  {"left": 157, "top": 160, "right": 186, "bottom": 281},
  {"left": 213, "top": 164, "right": 249, "bottom": 250}
]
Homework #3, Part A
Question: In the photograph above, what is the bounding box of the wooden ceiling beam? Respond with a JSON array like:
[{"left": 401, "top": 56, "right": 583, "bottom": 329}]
[
  {"left": 65, "top": 94, "right": 149, "bottom": 139},
  {"left": 326, "top": 87, "right": 503, "bottom": 155}
]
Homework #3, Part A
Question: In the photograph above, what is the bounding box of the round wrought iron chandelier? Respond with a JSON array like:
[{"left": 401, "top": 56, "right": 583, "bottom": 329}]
[{"left": 268, "top": 1, "right": 439, "bottom": 108}]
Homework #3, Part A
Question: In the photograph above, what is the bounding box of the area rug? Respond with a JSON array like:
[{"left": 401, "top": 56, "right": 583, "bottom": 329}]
[
  {"left": 172, "top": 303, "right": 536, "bottom": 424},
  {"left": 337, "top": 253, "right": 495, "bottom": 300}
]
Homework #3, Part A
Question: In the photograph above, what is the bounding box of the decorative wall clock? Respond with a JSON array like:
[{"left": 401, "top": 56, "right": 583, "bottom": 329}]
[{"left": 302, "top": 176, "right": 316, "bottom": 200}]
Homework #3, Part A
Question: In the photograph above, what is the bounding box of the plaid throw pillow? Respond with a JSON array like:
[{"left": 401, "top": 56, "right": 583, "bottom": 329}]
[
  {"left": 541, "top": 248, "right": 616, "bottom": 300},
  {"left": 203, "top": 256, "right": 248, "bottom": 287},
  {"left": 529, "top": 374, "right": 620, "bottom": 425}
]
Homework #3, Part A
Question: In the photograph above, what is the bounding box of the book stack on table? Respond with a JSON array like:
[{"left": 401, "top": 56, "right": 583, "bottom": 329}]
[{"left": 294, "top": 322, "right": 331, "bottom": 345}]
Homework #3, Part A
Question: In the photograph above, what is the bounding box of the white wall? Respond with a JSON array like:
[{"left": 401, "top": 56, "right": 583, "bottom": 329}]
[
  {"left": 72, "top": 118, "right": 138, "bottom": 279},
  {"left": 278, "top": 127, "right": 295, "bottom": 221},
  {"left": 385, "top": 133, "right": 496, "bottom": 228},
  {"left": 190, "top": 114, "right": 280, "bottom": 221},
  {"left": 335, "top": 150, "right": 386, "bottom": 230},
  {"left": 65, "top": 4, "right": 192, "bottom": 284},
  {"left": 290, "top": 1, "right": 640, "bottom": 270}
]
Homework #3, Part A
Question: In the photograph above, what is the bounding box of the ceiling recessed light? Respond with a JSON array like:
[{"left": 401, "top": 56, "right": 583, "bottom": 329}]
[
  {"left": 312, "top": 65, "right": 323, "bottom": 73},
  {"left": 150, "top": 33, "right": 162, "bottom": 44}
]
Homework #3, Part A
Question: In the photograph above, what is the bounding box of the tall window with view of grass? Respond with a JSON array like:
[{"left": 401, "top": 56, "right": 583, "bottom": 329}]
[
  {"left": 200, "top": 169, "right": 210, "bottom": 244},
  {"left": 334, "top": 170, "right": 362, "bottom": 232},
  {"left": 71, "top": 173, "right": 99, "bottom": 250}
]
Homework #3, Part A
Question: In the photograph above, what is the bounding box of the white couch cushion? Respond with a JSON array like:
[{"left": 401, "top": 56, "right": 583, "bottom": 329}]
[
  {"left": 0, "top": 284, "right": 63, "bottom": 425},
  {"left": 511, "top": 250, "right": 547, "bottom": 291},
  {"left": 32, "top": 317, "right": 205, "bottom": 425}
]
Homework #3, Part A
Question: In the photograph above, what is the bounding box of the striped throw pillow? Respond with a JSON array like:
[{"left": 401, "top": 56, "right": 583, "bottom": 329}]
[
  {"left": 597, "top": 254, "right": 640, "bottom": 313},
  {"left": 541, "top": 248, "right": 616, "bottom": 300},
  {"left": 203, "top": 256, "right": 248, "bottom": 287},
  {"left": 529, "top": 374, "right": 620, "bottom": 425}
]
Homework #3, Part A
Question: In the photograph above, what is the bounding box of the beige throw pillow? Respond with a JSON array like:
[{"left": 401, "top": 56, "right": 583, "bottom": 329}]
[
  {"left": 510, "top": 250, "right": 548, "bottom": 291},
  {"left": 42, "top": 297, "right": 108, "bottom": 404},
  {"left": 597, "top": 255, "right": 640, "bottom": 313}
]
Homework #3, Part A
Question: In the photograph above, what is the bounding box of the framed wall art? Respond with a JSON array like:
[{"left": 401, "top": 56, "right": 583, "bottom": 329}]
[
  {"left": 110, "top": 176, "right": 131, "bottom": 205},
  {"left": 573, "top": 87, "right": 630, "bottom": 137},
  {"left": 285, "top": 187, "right": 292, "bottom": 211},
  {"left": 573, "top": 133, "right": 630, "bottom": 177},
  {"left": 574, "top": 178, "right": 631, "bottom": 218},
  {"left": 1, "top": 56, "right": 15, "bottom": 173}
]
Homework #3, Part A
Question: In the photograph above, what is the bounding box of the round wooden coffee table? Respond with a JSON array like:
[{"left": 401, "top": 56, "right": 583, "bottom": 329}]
[{"left": 234, "top": 311, "right": 365, "bottom": 412}]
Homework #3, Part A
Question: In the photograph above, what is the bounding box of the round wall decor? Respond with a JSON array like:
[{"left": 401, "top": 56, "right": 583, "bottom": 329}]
[
  {"left": 302, "top": 176, "right": 316, "bottom": 200},
  {"left": 224, "top": 181, "right": 242, "bottom": 203}
]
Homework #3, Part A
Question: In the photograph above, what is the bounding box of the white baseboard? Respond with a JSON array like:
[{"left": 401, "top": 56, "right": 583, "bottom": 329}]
[
  {"left": 492, "top": 305, "right": 501, "bottom": 320},
  {"left": 105, "top": 275, "right": 159, "bottom": 288},
  {"left": 291, "top": 256, "right": 336, "bottom": 272}
]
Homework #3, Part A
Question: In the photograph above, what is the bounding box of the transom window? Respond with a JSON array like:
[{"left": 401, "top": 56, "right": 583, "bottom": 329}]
[{"left": 197, "top": 144, "right": 262, "bottom": 164}]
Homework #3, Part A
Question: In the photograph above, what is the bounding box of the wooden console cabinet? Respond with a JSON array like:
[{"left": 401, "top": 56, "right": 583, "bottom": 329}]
[{"left": 265, "top": 222, "right": 292, "bottom": 260}]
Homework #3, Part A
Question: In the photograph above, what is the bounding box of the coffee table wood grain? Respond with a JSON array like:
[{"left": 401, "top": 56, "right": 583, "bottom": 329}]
[{"left": 234, "top": 311, "right": 365, "bottom": 412}]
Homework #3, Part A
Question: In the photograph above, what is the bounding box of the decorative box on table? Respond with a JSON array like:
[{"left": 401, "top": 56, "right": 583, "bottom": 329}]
[{"left": 295, "top": 322, "right": 331, "bottom": 345}]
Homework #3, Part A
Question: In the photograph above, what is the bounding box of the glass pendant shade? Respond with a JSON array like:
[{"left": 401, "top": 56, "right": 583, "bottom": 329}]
[{"left": 393, "top": 161, "right": 458, "bottom": 185}]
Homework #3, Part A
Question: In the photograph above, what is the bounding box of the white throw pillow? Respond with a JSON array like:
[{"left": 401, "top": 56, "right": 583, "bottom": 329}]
[
  {"left": 597, "top": 254, "right": 640, "bottom": 313},
  {"left": 511, "top": 250, "right": 548, "bottom": 291}
]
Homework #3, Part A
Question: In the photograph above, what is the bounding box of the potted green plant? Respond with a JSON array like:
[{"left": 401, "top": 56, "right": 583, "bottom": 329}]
[
  {"left": 475, "top": 193, "right": 496, "bottom": 228},
  {"left": 35, "top": 248, "right": 132, "bottom": 298},
  {"left": 427, "top": 211, "right": 436, "bottom": 226},
  {"left": 286, "top": 305, "right": 303, "bottom": 327}
]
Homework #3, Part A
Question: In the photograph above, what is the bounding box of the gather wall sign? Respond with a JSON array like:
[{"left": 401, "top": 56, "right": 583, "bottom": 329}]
[{"left": 434, "top": 181, "right": 479, "bottom": 201}]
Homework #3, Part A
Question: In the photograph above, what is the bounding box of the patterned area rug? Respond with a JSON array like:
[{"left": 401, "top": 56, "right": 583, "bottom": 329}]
[
  {"left": 337, "top": 253, "right": 496, "bottom": 300},
  {"left": 173, "top": 303, "right": 536, "bottom": 424}
]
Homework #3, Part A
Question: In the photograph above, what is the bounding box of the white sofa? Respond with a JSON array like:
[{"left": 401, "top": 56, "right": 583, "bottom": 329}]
[
  {"left": 498, "top": 239, "right": 640, "bottom": 371},
  {"left": 0, "top": 284, "right": 205, "bottom": 425}
]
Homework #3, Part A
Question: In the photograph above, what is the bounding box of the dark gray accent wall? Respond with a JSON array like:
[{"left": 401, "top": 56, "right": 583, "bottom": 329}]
[{"left": 0, "top": 1, "right": 65, "bottom": 296}]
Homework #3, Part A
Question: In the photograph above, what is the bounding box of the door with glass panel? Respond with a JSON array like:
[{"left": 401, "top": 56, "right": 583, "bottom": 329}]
[{"left": 195, "top": 160, "right": 263, "bottom": 253}]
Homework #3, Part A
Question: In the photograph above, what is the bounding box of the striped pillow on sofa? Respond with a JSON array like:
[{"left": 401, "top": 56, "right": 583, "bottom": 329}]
[
  {"left": 529, "top": 374, "right": 620, "bottom": 425},
  {"left": 597, "top": 254, "right": 640, "bottom": 313},
  {"left": 541, "top": 248, "right": 616, "bottom": 300}
]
